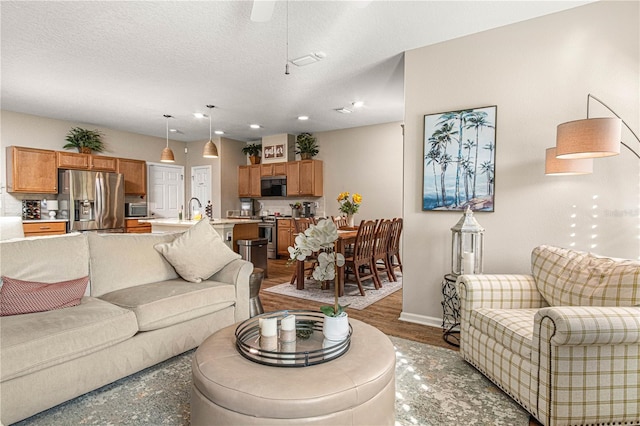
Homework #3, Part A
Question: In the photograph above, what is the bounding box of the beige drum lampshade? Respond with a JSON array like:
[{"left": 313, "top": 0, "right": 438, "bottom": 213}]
[
  {"left": 545, "top": 147, "right": 593, "bottom": 175},
  {"left": 555, "top": 117, "right": 622, "bottom": 159}
]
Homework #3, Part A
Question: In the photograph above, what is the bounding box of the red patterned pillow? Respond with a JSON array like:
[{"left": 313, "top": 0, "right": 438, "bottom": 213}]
[{"left": 0, "top": 276, "right": 89, "bottom": 316}]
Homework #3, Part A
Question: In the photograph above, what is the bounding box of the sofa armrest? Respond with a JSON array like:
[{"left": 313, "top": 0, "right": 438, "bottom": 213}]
[
  {"left": 207, "top": 258, "right": 254, "bottom": 322},
  {"left": 535, "top": 306, "right": 640, "bottom": 346}
]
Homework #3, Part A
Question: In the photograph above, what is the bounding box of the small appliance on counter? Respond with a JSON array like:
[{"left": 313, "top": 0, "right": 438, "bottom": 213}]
[
  {"left": 240, "top": 198, "right": 261, "bottom": 217},
  {"left": 302, "top": 201, "right": 316, "bottom": 218},
  {"left": 125, "top": 202, "right": 148, "bottom": 217}
]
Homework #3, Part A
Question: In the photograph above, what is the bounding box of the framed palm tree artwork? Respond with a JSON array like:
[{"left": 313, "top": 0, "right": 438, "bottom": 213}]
[{"left": 423, "top": 105, "right": 496, "bottom": 212}]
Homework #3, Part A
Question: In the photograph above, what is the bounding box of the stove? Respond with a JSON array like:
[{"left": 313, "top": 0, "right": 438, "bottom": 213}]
[{"left": 258, "top": 217, "right": 277, "bottom": 258}]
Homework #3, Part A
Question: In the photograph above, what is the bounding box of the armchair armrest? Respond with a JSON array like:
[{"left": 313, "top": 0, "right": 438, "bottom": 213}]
[
  {"left": 535, "top": 306, "right": 640, "bottom": 346},
  {"left": 457, "top": 274, "right": 548, "bottom": 311},
  {"left": 207, "top": 258, "right": 254, "bottom": 322}
]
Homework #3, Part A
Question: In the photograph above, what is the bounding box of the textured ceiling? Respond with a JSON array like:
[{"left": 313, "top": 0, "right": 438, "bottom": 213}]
[{"left": 1, "top": 1, "right": 590, "bottom": 143}]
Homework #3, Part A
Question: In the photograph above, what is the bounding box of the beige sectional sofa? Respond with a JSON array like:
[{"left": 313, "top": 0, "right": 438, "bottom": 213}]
[
  {"left": 457, "top": 245, "right": 640, "bottom": 426},
  {"left": 0, "top": 229, "right": 253, "bottom": 425}
]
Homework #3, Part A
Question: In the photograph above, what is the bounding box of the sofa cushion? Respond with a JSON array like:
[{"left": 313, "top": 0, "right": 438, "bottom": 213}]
[
  {"left": 469, "top": 308, "right": 536, "bottom": 358},
  {"left": 0, "top": 297, "right": 138, "bottom": 382},
  {"left": 532, "top": 245, "right": 640, "bottom": 307},
  {"left": 154, "top": 220, "right": 241, "bottom": 283},
  {"left": 99, "top": 279, "right": 237, "bottom": 331},
  {"left": 0, "top": 275, "right": 88, "bottom": 316},
  {"left": 88, "top": 232, "right": 180, "bottom": 297},
  {"left": 0, "top": 233, "right": 89, "bottom": 287}
]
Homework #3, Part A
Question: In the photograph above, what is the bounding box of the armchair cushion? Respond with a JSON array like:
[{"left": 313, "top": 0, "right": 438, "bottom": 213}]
[
  {"left": 470, "top": 308, "right": 536, "bottom": 358},
  {"left": 531, "top": 245, "right": 640, "bottom": 307}
]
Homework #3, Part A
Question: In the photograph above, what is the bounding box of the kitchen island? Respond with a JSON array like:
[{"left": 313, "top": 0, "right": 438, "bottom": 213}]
[{"left": 140, "top": 218, "right": 260, "bottom": 251}]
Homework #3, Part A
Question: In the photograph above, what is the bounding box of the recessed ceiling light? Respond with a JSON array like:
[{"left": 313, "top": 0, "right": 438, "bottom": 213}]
[
  {"left": 169, "top": 128, "right": 178, "bottom": 133},
  {"left": 298, "top": 115, "right": 309, "bottom": 120},
  {"left": 335, "top": 108, "right": 352, "bottom": 114},
  {"left": 193, "top": 112, "right": 206, "bottom": 119},
  {"left": 352, "top": 101, "right": 364, "bottom": 108},
  {"left": 250, "top": 124, "right": 261, "bottom": 129},
  {"left": 214, "top": 130, "right": 224, "bottom": 135}
]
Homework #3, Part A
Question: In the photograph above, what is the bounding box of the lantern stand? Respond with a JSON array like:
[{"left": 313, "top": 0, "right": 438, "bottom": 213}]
[{"left": 442, "top": 206, "right": 485, "bottom": 346}]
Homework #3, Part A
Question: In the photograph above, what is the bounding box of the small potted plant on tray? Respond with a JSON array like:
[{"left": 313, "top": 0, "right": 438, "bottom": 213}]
[
  {"left": 63, "top": 127, "right": 105, "bottom": 154},
  {"left": 288, "top": 219, "right": 349, "bottom": 341},
  {"left": 242, "top": 143, "right": 262, "bottom": 164}
]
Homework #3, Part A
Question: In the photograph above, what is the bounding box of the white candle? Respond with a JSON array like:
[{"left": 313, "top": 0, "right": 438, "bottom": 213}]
[
  {"left": 463, "top": 252, "right": 475, "bottom": 274},
  {"left": 281, "top": 315, "right": 295, "bottom": 331},
  {"left": 260, "top": 317, "right": 277, "bottom": 337}
]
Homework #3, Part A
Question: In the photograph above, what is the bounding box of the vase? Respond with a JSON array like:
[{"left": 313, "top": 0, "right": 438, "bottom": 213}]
[
  {"left": 346, "top": 214, "right": 355, "bottom": 227},
  {"left": 79, "top": 147, "right": 91, "bottom": 154},
  {"left": 322, "top": 312, "right": 349, "bottom": 341}
]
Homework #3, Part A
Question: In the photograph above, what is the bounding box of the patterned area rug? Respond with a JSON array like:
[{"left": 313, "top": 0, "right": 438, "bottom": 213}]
[
  {"left": 263, "top": 275, "right": 403, "bottom": 310},
  {"left": 15, "top": 336, "right": 529, "bottom": 426}
]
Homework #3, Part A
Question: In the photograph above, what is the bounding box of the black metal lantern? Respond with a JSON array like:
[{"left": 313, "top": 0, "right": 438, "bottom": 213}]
[{"left": 451, "top": 206, "right": 484, "bottom": 276}]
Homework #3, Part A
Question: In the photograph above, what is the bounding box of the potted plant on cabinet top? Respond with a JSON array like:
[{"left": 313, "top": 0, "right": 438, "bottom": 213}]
[
  {"left": 296, "top": 132, "right": 319, "bottom": 160},
  {"left": 63, "top": 127, "right": 105, "bottom": 154},
  {"left": 288, "top": 219, "right": 349, "bottom": 341},
  {"left": 242, "top": 143, "right": 262, "bottom": 164}
]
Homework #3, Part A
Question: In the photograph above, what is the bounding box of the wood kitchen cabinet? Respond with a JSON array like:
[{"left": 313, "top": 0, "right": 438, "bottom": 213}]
[
  {"left": 57, "top": 152, "right": 118, "bottom": 172},
  {"left": 125, "top": 219, "right": 151, "bottom": 233},
  {"left": 260, "top": 163, "right": 287, "bottom": 177},
  {"left": 276, "top": 218, "right": 294, "bottom": 257},
  {"left": 6, "top": 146, "right": 58, "bottom": 193},
  {"left": 117, "top": 158, "right": 147, "bottom": 196},
  {"left": 23, "top": 221, "right": 66, "bottom": 237},
  {"left": 286, "top": 160, "right": 323, "bottom": 197},
  {"left": 238, "top": 165, "right": 261, "bottom": 197}
]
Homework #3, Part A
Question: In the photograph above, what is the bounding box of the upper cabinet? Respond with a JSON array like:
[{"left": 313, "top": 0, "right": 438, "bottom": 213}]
[
  {"left": 57, "top": 152, "right": 118, "bottom": 172},
  {"left": 260, "top": 163, "right": 287, "bottom": 177},
  {"left": 117, "top": 158, "right": 147, "bottom": 196},
  {"left": 237, "top": 160, "right": 323, "bottom": 198},
  {"left": 238, "top": 165, "right": 261, "bottom": 197},
  {"left": 6, "top": 146, "right": 58, "bottom": 193},
  {"left": 286, "top": 160, "right": 323, "bottom": 197}
]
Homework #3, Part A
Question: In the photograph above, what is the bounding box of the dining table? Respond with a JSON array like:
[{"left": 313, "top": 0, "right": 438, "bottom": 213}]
[{"left": 293, "top": 227, "right": 358, "bottom": 297}]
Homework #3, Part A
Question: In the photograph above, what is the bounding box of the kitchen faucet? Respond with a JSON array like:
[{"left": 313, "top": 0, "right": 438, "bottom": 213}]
[{"left": 188, "top": 197, "right": 202, "bottom": 220}]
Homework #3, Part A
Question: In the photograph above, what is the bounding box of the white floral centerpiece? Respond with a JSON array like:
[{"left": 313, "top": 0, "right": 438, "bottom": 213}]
[{"left": 288, "top": 219, "right": 347, "bottom": 316}]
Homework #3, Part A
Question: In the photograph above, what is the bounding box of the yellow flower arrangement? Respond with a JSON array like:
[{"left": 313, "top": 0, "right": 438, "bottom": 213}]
[{"left": 337, "top": 192, "right": 362, "bottom": 215}]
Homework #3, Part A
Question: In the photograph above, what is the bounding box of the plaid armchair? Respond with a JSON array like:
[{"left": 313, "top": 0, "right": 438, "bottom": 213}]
[{"left": 457, "top": 246, "right": 640, "bottom": 426}]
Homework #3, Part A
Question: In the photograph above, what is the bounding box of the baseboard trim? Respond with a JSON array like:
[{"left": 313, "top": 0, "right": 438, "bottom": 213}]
[{"left": 399, "top": 311, "right": 443, "bottom": 329}]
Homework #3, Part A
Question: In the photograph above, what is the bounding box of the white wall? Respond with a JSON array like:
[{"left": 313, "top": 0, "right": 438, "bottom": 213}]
[{"left": 402, "top": 1, "right": 640, "bottom": 326}]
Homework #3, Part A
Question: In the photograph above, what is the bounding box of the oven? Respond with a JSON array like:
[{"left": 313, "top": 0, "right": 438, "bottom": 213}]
[{"left": 258, "top": 217, "right": 277, "bottom": 259}]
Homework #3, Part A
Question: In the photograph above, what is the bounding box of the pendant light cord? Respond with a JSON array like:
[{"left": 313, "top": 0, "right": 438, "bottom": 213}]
[{"left": 285, "top": 1, "right": 290, "bottom": 75}]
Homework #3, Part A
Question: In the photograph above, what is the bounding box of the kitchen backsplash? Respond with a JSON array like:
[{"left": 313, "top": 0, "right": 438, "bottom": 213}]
[{"left": 258, "top": 197, "right": 327, "bottom": 218}]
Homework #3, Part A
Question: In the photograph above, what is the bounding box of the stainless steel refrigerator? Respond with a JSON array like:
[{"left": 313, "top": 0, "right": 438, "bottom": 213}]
[{"left": 59, "top": 170, "right": 125, "bottom": 232}]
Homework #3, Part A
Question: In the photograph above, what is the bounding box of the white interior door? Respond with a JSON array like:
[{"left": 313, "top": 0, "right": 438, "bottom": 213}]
[
  {"left": 191, "top": 165, "right": 212, "bottom": 208},
  {"left": 148, "top": 163, "right": 184, "bottom": 219}
]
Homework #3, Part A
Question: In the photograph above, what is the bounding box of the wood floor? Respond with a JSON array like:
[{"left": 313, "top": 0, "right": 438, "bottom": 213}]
[
  {"left": 259, "top": 258, "right": 454, "bottom": 350},
  {"left": 259, "top": 258, "right": 541, "bottom": 426}
]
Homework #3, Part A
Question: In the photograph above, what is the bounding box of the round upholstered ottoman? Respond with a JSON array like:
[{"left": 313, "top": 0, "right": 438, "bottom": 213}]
[{"left": 191, "top": 318, "right": 396, "bottom": 425}]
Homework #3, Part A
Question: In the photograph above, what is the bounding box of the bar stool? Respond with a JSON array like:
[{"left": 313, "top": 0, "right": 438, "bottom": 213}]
[{"left": 249, "top": 268, "right": 264, "bottom": 317}]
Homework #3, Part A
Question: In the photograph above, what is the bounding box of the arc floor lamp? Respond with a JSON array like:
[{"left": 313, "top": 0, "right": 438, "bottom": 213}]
[{"left": 545, "top": 94, "right": 640, "bottom": 175}]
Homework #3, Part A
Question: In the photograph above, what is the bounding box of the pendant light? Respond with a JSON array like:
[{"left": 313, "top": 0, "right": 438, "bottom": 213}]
[
  {"left": 202, "top": 105, "right": 219, "bottom": 158},
  {"left": 160, "top": 114, "right": 175, "bottom": 163}
]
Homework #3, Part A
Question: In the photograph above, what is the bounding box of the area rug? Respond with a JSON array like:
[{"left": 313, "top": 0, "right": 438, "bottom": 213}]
[
  {"left": 15, "top": 336, "right": 529, "bottom": 426},
  {"left": 263, "top": 275, "right": 402, "bottom": 310}
]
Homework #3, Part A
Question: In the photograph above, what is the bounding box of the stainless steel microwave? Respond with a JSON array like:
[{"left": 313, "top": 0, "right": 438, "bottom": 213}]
[
  {"left": 260, "top": 177, "right": 287, "bottom": 197},
  {"left": 125, "top": 202, "right": 148, "bottom": 217}
]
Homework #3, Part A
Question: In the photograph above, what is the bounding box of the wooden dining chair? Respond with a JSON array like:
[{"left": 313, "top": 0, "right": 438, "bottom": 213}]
[
  {"left": 332, "top": 216, "right": 348, "bottom": 229},
  {"left": 343, "top": 220, "right": 379, "bottom": 296},
  {"left": 370, "top": 219, "right": 395, "bottom": 286},
  {"left": 289, "top": 218, "right": 317, "bottom": 286},
  {"left": 387, "top": 217, "right": 403, "bottom": 280}
]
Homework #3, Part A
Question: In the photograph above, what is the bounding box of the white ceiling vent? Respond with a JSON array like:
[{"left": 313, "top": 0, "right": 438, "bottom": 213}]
[{"left": 291, "top": 52, "right": 326, "bottom": 67}]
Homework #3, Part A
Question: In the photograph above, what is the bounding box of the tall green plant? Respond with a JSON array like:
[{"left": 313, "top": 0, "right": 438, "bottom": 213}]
[{"left": 296, "top": 133, "right": 319, "bottom": 158}]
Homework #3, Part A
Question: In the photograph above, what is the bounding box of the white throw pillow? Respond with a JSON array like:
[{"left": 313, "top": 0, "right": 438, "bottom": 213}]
[{"left": 154, "top": 220, "right": 241, "bottom": 283}]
